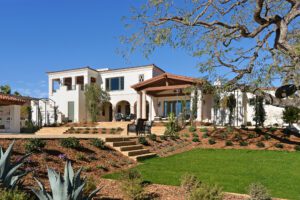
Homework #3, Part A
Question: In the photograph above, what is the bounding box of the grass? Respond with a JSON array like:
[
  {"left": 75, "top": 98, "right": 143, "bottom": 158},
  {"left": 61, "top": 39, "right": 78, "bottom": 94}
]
[{"left": 103, "top": 149, "right": 300, "bottom": 200}]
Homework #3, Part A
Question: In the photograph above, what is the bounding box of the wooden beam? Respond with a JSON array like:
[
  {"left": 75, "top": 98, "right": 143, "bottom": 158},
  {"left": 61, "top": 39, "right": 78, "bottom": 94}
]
[{"left": 144, "top": 84, "right": 191, "bottom": 92}]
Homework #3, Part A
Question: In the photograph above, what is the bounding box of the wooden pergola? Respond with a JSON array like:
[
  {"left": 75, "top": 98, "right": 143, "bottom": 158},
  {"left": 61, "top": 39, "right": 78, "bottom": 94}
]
[
  {"left": 0, "top": 93, "right": 26, "bottom": 106},
  {"left": 132, "top": 73, "right": 204, "bottom": 119}
]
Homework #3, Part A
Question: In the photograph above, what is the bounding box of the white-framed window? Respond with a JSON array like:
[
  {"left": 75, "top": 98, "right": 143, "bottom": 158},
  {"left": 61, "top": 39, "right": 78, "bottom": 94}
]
[{"left": 139, "top": 74, "right": 144, "bottom": 82}]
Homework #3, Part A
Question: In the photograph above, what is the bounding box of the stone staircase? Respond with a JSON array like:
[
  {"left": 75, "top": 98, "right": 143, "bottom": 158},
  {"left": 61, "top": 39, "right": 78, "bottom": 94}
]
[
  {"left": 105, "top": 137, "right": 156, "bottom": 161},
  {"left": 35, "top": 127, "right": 70, "bottom": 135}
]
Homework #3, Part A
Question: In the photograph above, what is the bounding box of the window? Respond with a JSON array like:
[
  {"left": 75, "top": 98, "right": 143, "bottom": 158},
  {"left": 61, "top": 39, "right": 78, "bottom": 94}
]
[
  {"left": 105, "top": 77, "right": 124, "bottom": 91},
  {"left": 249, "top": 98, "right": 255, "bottom": 106},
  {"left": 138, "top": 74, "right": 144, "bottom": 82}
]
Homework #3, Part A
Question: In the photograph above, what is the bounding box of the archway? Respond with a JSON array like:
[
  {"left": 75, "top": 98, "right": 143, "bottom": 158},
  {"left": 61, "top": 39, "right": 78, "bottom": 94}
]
[
  {"left": 99, "top": 102, "right": 113, "bottom": 122},
  {"left": 116, "top": 101, "right": 131, "bottom": 117}
]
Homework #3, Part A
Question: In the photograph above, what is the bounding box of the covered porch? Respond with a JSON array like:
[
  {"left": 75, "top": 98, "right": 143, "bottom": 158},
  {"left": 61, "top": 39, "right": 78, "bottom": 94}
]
[
  {"left": 132, "top": 73, "right": 210, "bottom": 122},
  {"left": 0, "top": 94, "right": 26, "bottom": 133}
]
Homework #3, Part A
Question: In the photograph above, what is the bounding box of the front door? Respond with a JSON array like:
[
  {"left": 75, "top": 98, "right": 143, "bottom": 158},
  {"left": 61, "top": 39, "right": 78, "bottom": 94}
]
[{"left": 68, "top": 101, "right": 75, "bottom": 122}]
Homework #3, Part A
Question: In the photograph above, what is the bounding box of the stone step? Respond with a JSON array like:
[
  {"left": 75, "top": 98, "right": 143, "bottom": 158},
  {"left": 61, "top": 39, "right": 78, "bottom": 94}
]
[
  {"left": 105, "top": 137, "right": 131, "bottom": 142},
  {"left": 133, "top": 153, "right": 157, "bottom": 161},
  {"left": 127, "top": 149, "right": 150, "bottom": 156},
  {"left": 120, "top": 144, "right": 143, "bottom": 151},
  {"left": 112, "top": 141, "right": 136, "bottom": 147}
]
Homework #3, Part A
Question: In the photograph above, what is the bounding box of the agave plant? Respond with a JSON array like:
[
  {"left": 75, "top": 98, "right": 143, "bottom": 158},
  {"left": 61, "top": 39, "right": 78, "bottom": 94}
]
[
  {"left": 0, "top": 141, "right": 31, "bottom": 189},
  {"left": 32, "top": 161, "right": 100, "bottom": 200}
]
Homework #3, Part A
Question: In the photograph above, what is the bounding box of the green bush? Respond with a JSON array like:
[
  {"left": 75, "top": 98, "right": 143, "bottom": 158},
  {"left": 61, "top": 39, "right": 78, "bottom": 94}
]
[
  {"left": 160, "top": 135, "right": 167, "bottom": 140},
  {"left": 192, "top": 137, "right": 200, "bottom": 143},
  {"left": 83, "top": 177, "right": 97, "bottom": 197},
  {"left": 221, "top": 132, "right": 228, "bottom": 139},
  {"left": 148, "top": 134, "right": 157, "bottom": 141},
  {"left": 202, "top": 133, "right": 209, "bottom": 138},
  {"left": 264, "top": 133, "right": 271, "bottom": 140},
  {"left": 234, "top": 133, "right": 242, "bottom": 141},
  {"left": 96, "top": 165, "right": 108, "bottom": 171},
  {"left": 239, "top": 141, "right": 248, "bottom": 146},
  {"left": 76, "top": 153, "right": 86, "bottom": 161},
  {"left": 225, "top": 141, "right": 233, "bottom": 146},
  {"left": 121, "top": 169, "right": 145, "bottom": 200},
  {"left": 165, "top": 112, "right": 180, "bottom": 136},
  {"left": 183, "top": 133, "right": 190, "bottom": 138},
  {"left": 60, "top": 137, "right": 81, "bottom": 149},
  {"left": 189, "top": 184, "right": 223, "bottom": 200},
  {"left": 138, "top": 137, "right": 148, "bottom": 145},
  {"left": 248, "top": 133, "right": 255, "bottom": 139},
  {"left": 181, "top": 173, "right": 201, "bottom": 193},
  {"left": 256, "top": 141, "right": 265, "bottom": 148},
  {"left": 275, "top": 143, "right": 284, "bottom": 149},
  {"left": 90, "top": 138, "right": 105, "bottom": 149},
  {"left": 248, "top": 183, "right": 271, "bottom": 200},
  {"left": 0, "top": 189, "right": 29, "bottom": 200},
  {"left": 24, "top": 138, "right": 46, "bottom": 153},
  {"left": 294, "top": 145, "right": 300, "bottom": 151},
  {"left": 208, "top": 138, "right": 216, "bottom": 145},
  {"left": 200, "top": 128, "right": 208, "bottom": 133},
  {"left": 269, "top": 127, "right": 277, "bottom": 132},
  {"left": 192, "top": 133, "right": 198, "bottom": 137},
  {"left": 189, "top": 126, "right": 197, "bottom": 132}
]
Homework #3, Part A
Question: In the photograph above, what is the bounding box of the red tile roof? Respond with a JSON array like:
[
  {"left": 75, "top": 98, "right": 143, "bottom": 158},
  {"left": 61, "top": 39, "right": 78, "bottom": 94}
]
[{"left": 0, "top": 93, "right": 26, "bottom": 106}]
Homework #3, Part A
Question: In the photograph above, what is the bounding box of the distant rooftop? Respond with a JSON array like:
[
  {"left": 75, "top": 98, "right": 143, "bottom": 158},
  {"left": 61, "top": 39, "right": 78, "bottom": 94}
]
[{"left": 47, "top": 64, "right": 165, "bottom": 74}]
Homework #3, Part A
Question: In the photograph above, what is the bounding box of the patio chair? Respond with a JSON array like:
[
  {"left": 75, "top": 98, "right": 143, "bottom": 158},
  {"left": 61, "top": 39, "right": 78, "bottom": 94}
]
[
  {"left": 127, "top": 118, "right": 152, "bottom": 136},
  {"left": 115, "top": 113, "right": 124, "bottom": 121},
  {"left": 125, "top": 113, "right": 136, "bottom": 121}
]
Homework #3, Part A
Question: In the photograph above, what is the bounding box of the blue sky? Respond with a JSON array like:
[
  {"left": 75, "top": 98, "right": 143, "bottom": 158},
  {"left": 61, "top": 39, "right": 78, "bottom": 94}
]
[{"left": 0, "top": 0, "right": 201, "bottom": 98}]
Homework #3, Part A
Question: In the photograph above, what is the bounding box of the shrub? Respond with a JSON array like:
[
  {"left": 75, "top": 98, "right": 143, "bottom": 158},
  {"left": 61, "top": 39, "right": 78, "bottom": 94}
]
[
  {"left": 256, "top": 141, "right": 265, "bottom": 148},
  {"left": 202, "top": 133, "right": 209, "bottom": 138},
  {"left": 83, "top": 177, "right": 97, "bottom": 197},
  {"left": 165, "top": 112, "right": 179, "bottom": 136},
  {"left": 275, "top": 143, "right": 284, "bottom": 149},
  {"left": 60, "top": 137, "right": 81, "bottom": 149},
  {"left": 192, "top": 132, "right": 198, "bottom": 137},
  {"left": 183, "top": 133, "right": 190, "bottom": 138},
  {"left": 192, "top": 137, "right": 200, "bottom": 142},
  {"left": 76, "top": 153, "right": 86, "bottom": 161},
  {"left": 189, "top": 184, "right": 223, "bottom": 200},
  {"left": 90, "top": 138, "right": 105, "bottom": 149},
  {"left": 248, "top": 133, "right": 255, "bottom": 139},
  {"left": 234, "top": 133, "right": 242, "bottom": 141},
  {"left": 181, "top": 173, "right": 201, "bottom": 193},
  {"left": 294, "top": 145, "right": 300, "bottom": 151},
  {"left": 24, "top": 138, "right": 46, "bottom": 153},
  {"left": 263, "top": 134, "right": 271, "bottom": 140},
  {"left": 96, "top": 165, "right": 108, "bottom": 171},
  {"left": 83, "top": 166, "right": 93, "bottom": 172},
  {"left": 160, "top": 135, "right": 167, "bottom": 140},
  {"left": 225, "top": 141, "right": 233, "bottom": 146},
  {"left": 121, "top": 169, "right": 144, "bottom": 200},
  {"left": 269, "top": 127, "right": 277, "bottom": 132},
  {"left": 248, "top": 183, "right": 271, "bottom": 200},
  {"left": 208, "top": 138, "right": 216, "bottom": 145},
  {"left": 0, "top": 189, "right": 29, "bottom": 200},
  {"left": 239, "top": 141, "right": 248, "bottom": 146},
  {"left": 138, "top": 137, "right": 148, "bottom": 145},
  {"left": 200, "top": 128, "right": 208, "bottom": 133},
  {"left": 189, "top": 126, "right": 197, "bottom": 132},
  {"left": 221, "top": 132, "right": 228, "bottom": 139},
  {"left": 148, "top": 134, "right": 157, "bottom": 141}
]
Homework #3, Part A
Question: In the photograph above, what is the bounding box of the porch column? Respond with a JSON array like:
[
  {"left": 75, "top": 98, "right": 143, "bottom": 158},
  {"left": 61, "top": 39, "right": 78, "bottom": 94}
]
[
  {"left": 196, "top": 89, "right": 202, "bottom": 122},
  {"left": 71, "top": 77, "right": 76, "bottom": 89},
  {"left": 136, "top": 92, "right": 142, "bottom": 119},
  {"left": 112, "top": 105, "right": 116, "bottom": 121},
  {"left": 142, "top": 90, "right": 147, "bottom": 119},
  {"left": 9, "top": 105, "right": 21, "bottom": 133}
]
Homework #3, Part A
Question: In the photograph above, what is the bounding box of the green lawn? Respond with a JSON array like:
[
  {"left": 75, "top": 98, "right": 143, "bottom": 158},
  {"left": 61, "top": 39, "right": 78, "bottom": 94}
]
[{"left": 103, "top": 149, "right": 300, "bottom": 200}]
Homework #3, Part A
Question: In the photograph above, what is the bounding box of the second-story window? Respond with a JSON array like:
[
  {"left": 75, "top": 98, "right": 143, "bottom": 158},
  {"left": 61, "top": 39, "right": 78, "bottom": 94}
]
[
  {"left": 105, "top": 77, "right": 124, "bottom": 91},
  {"left": 138, "top": 74, "right": 144, "bottom": 82}
]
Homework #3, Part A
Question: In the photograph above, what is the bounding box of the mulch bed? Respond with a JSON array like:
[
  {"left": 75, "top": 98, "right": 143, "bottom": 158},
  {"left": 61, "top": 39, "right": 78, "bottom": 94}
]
[
  {"left": 143, "top": 127, "right": 300, "bottom": 157},
  {"left": 0, "top": 139, "right": 135, "bottom": 191}
]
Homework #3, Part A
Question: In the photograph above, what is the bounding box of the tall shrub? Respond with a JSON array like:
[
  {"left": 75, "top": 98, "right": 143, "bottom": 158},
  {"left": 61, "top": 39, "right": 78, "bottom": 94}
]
[
  {"left": 85, "top": 84, "right": 110, "bottom": 122},
  {"left": 282, "top": 106, "right": 300, "bottom": 127},
  {"left": 253, "top": 96, "right": 266, "bottom": 127},
  {"left": 165, "top": 112, "right": 179, "bottom": 136}
]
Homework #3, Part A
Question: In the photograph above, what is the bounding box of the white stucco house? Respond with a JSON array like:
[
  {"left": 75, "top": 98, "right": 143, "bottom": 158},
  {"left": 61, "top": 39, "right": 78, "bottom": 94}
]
[{"left": 32, "top": 64, "right": 284, "bottom": 127}]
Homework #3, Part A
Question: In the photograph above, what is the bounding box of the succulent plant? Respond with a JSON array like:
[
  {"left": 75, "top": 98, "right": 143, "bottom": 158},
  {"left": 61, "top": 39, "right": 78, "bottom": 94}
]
[
  {"left": 32, "top": 161, "right": 100, "bottom": 200},
  {"left": 0, "top": 141, "right": 31, "bottom": 189}
]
